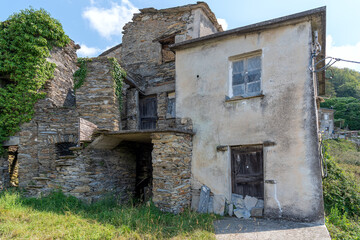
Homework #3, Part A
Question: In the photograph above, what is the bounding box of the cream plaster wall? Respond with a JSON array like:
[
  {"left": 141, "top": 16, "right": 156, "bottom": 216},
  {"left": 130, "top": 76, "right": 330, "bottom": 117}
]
[{"left": 175, "top": 21, "right": 324, "bottom": 222}]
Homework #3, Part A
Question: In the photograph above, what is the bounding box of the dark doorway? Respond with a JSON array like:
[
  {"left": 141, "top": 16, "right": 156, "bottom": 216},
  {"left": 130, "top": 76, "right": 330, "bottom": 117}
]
[
  {"left": 134, "top": 143, "right": 153, "bottom": 201},
  {"left": 139, "top": 95, "right": 157, "bottom": 129},
  {"left": 231, "top": 145, "right": 264, "bottom": 199}
]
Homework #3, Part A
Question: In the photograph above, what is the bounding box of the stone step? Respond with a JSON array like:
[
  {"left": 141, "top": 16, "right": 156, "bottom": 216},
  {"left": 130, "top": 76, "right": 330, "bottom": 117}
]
[
  {"left": 32, "top": 177, "right": 51, "bottom": 181},
  {"left": 69, "top": 146, "right": 82, "bottom": 151},
  {"left": 59, "top": 155, "right": 76, "bottom": 159}
]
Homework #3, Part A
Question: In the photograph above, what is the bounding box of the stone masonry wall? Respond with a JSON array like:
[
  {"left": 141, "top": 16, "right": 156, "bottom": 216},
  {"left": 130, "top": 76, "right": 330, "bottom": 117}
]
[
  {"left": 76, "top": 57, "right": 121, "bottom": 131},
  {"left": 0, "top": 155, "right": 8, "bottom": 190},
  {"left": 18, "top": 107, "right": 79, "bottom": 192},
  {"left": 46, "top": 41, "right": 79, "bottom": 107},
  {"left": 121, "top": 3, "right": 220, "bottom": 89},
  {"left": 151, "top": 132, "right": 192, "bottom": 213},
  {"left": 17, "top": 43, "right": 79, "bottom": 192},
  {"left": 49, "top": 144, "right": 136, "bottom": 202},
  {"left": 125, "top": 88, "right": 139, "bottom": 130}
]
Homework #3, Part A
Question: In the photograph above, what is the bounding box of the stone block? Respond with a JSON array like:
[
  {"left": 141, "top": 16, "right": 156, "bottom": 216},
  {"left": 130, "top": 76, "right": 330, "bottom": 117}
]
[
  {"left": 232, "top": 193, "right": 245, "bottom": 208},
  {"left": 198, "top": 185, "right": 210, "bottom": 213},
  {"left": 255, "top": 199, "right": 264, "bottom": 208},
  {"left": 213, "top": 195, "right": 225, "bottom": 215},
  {"left": 244, "top": 195, "right": 258, "bottom": 210},
  {"left": 234, "top": 208, "right": 251, "bottom": 219},
  {"left": 71, "top": 185, "right": 91, "bottom": 193},
  {"left": 251, "top": 207, "right": 264, "bottom": 217},
  {"left": 208, "top": 196, "right": 214, "bottom": 213},
  {"left": 228, "top": 203, "right": 234, "bottom": 216}
]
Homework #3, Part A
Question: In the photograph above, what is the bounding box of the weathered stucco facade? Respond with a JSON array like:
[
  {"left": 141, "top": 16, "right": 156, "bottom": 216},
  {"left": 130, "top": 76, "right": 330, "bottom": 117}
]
[
  {"left": 1, "top": 2, "right": 326, "bottom": 223},
  {"left": 172, "top": 8, "right": 326, "bottom": 222}
]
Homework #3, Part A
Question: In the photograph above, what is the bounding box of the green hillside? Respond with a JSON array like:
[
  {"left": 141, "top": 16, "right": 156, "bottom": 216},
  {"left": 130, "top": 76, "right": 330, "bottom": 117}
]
[
  {"left": 323, "top": 139, "right": 360, "bottom": 239},
  {"left": 321, "top": 67, "right": 360, "bottom": 130}
]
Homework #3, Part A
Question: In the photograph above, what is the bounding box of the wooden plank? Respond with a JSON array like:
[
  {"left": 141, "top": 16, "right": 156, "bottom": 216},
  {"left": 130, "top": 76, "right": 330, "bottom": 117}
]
[{"left": 144, "top": 82, "right": 175, "bottom": 95}]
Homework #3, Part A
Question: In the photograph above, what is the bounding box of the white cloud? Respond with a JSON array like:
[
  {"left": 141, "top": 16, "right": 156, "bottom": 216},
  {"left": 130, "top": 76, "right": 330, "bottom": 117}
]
[
  {"left": 77, "top": 44, "right": 101, "bottom": 57},
  {"left": 326, "top": 35, "right": 360, "bottom": 71},
  {"left": 82, "top": 0, "right": 139, "bottom": 40},
  {"left": 217, "top": 18, "right": 228, "bottom": 31}
]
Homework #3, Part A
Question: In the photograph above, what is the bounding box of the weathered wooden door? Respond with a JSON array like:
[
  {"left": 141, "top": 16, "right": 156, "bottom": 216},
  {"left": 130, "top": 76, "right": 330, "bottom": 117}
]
[
  {"left": 231, "top": 145, "right": 264, "bottom": 199},
  {"left": 139, "top": 96, "right": 157, "bottom": 129}
]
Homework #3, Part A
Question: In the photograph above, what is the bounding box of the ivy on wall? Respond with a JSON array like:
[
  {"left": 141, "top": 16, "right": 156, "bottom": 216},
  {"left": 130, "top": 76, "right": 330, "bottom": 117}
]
[
  {"left": 0, "top": 8, "right": 70, "bottom": 153},
  {"left": 110, "top": 58, "right": 126, "bottom": 112},
  {"left": 73, "top": 58, "right": 91, "bottom": 91}
]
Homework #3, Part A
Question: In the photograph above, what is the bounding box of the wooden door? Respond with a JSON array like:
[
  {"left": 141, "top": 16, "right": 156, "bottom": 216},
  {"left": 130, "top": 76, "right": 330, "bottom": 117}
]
[
  {"left": 139, "top": 96, "right": 157, "bottom": 129},
  {"left": 231, "top": 145, "right": 264, "bottom": 199}
]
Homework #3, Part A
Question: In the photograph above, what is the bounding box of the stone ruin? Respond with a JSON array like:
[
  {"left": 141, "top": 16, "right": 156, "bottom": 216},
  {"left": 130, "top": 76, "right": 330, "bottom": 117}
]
[{"left": 0, "top": 2, "right": 223, "bottom": 214}]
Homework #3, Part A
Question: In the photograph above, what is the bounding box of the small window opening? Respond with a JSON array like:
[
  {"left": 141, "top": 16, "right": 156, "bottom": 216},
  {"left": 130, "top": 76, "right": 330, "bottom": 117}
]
[
  {"left": 159, "top": 36, "right": 175, "bottom": 63},
  {"left": 7, "top": 146, "right": 18, "bottom": 187},
  {"left": 230, "top": 54, "right": 262, "bottom": 98},
  {"left": 166, "top": 92, "right": 176, "bottom": 118},
  {"left": 56, "top": 142, "right": 76, "bottom": 157}
]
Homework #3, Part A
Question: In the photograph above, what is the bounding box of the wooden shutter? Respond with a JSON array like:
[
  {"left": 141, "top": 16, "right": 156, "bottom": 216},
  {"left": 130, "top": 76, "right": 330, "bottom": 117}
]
[
  {"left": 231, "top": 145, "right": 264, "bottom": 199},
  {"left": 139, "top": 96, "right": 157, "bottom": 129}
]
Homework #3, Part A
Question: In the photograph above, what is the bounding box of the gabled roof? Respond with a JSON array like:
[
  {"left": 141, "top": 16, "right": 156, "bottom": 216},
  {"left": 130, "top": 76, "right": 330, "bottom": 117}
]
[
  {"left": 139, "top": 1, "right": 223, "bottom": 32},
  {"left": 170, "top": 6, "right": 325, "bottom": 51}
]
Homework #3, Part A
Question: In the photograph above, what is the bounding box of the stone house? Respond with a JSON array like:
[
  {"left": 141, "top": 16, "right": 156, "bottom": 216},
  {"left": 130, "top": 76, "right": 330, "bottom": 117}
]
[{"left": 0, "top": 2, "right": 326, "bottom": 223}]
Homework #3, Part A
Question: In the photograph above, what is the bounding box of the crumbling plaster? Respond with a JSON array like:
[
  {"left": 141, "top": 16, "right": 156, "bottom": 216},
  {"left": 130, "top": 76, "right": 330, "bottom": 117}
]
[{"left": 175, "top": 21, "right": 324, "bottom": 222}]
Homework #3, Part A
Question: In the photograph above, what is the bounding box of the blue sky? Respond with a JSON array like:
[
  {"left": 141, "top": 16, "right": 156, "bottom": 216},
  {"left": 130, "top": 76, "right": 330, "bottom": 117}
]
[{"left": 1, "top": 0, "right": 360, "bottom": 70}]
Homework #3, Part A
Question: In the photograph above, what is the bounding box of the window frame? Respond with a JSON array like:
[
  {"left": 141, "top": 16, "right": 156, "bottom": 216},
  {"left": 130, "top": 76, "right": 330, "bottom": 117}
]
[
  {"left": 228, "top": 51, "right": 263, "bottom": 99},
  {"left": 166, "top": 92, "right": 176, "bottom": 119}
]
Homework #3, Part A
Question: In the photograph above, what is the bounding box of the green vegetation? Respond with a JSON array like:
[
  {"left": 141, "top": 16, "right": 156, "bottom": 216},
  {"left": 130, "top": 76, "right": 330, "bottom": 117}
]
[
  {"left": 325, "top": 67, "right": 360, "bottom": 99},
  {"left": 0, "top": 8, "right": 70, "bottom": 152},
  {"left": 110, "top": 57, "right": 126, "bottom": 112},
  {"left": 0, "top": 190, "right": 218, "bottom": 239},
  {"left": 73, "top": 58, "right": 91, "bottom": 91},
  {"left": 323, "top": 139, "right": 360, "bottom": 239},
  {"left": 321, "top": 97, "right": 360, "bottom": 130},
  {"left": 321, "top": 67, "right": 360, "bottom": 130}
]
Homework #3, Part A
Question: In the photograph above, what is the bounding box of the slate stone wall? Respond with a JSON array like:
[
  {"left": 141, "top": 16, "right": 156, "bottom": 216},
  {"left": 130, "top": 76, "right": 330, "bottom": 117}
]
[
  {"left": 76, "top": 57, "right": 121, "bottom": 131},
  {"left": 17, "top": 43, "right": 79, "bottom": 191},
  {"left": 18, "top": 107, "right": 79, "bottom": 192},
  {"left": 50, "top": 144, "right": 136, "bottom": 202},
  {"left": 121, "top": 9, "right": 193, "bottom": 89},
  {"left": 46, "top": 41, "right": 78, "bottom": 107},
  {"left": 126, "top": 88, "right": 139, "bottom": 130},
  {"left": 0, "top": 155, "right": 8, "bottom": 190},
  {"left": 151, "top": 132, "right": 192, "bottom": 213}
]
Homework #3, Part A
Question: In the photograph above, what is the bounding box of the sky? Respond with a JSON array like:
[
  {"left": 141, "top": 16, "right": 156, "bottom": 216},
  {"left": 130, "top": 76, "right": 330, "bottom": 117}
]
[{"left": 1, "top": 0, "right": 360, "bottom": 71}]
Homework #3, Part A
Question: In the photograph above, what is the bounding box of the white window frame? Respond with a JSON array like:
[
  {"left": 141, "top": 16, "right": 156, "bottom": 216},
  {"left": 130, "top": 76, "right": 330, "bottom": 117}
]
[{"left": 228, "top": 51, "right": 262, "bottom": 98}]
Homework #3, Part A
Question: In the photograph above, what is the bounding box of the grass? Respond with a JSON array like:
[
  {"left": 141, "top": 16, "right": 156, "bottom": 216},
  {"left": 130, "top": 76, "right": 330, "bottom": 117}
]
[
  {"left": 323, "top": 139, "right": 360, "bottom": 239},
  {"left": 0, "top": 190, "right": 219, "bottom": 239}
]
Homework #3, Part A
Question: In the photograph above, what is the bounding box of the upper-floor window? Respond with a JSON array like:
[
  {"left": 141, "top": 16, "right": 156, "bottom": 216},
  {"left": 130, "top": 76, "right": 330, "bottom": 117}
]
[
  {"left": 159, "top": 36, "right": 175, "bottom": 63},
  {"left": 166, "top": 92, "right": 176, "bottom": 118},
  {"left": 230, "top": 54, "right": 262, "bottom": 98}
]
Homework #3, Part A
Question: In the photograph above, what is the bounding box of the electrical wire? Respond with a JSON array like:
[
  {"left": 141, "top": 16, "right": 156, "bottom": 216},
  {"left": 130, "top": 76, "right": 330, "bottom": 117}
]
[{"left": 313, "top": 56, "right": 360, "bottom": 72}]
